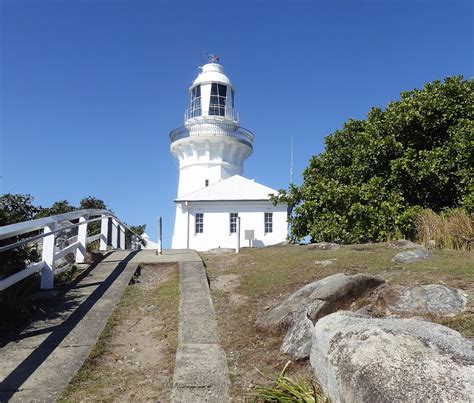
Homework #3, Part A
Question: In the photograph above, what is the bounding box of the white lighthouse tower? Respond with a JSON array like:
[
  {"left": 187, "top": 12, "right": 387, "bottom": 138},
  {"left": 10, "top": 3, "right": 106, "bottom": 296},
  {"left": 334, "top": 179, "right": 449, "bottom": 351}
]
[
  {"left": 170, "top": 56, "right": 287, "bottom": 250},
  {"left": 170, "top": 57, "right": 253, "bottom": 198}
]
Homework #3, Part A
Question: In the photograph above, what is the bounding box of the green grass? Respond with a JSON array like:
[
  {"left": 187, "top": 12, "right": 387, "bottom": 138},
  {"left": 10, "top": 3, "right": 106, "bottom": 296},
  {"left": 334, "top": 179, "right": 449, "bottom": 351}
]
[{"left": 203, "top": 243, "right": 473, "bottom": 299}]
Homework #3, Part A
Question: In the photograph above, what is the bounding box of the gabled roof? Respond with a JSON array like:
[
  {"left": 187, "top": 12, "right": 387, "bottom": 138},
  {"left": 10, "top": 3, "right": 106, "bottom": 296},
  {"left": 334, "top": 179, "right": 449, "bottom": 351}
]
[{"left": 176, "top": 175, "right": 280, "bottom": 202}]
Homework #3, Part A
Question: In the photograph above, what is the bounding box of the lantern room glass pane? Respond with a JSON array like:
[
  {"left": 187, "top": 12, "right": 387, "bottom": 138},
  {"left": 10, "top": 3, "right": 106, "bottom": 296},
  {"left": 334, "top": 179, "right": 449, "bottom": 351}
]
[
  {"left": 190, "top": 85, "right": 201, "bottom": 117},
  {"left": 209, "top": 83, "right": 227, "bottom": 116}
]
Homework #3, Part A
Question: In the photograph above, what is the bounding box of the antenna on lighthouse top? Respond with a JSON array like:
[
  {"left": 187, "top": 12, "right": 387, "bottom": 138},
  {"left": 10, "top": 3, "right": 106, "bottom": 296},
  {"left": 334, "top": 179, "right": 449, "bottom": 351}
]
[
  {"left": 199, "top": 51, "right": 206, "bottom": 64},
  {"left": 290, "top": 136, "right": 294, "bottom": 185}
]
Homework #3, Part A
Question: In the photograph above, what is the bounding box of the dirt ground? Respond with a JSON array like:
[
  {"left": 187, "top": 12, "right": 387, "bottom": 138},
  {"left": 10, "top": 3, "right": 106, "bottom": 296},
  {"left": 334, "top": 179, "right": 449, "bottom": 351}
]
[{"left": 60, "top": 262, "right": 179, "bottom": 402}]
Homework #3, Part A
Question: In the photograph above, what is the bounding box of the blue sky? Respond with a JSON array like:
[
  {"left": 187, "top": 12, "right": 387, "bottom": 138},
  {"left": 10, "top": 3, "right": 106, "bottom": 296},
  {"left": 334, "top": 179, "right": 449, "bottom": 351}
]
[{"left": 1, "top": 0, "right": 472, "bottom": 247}]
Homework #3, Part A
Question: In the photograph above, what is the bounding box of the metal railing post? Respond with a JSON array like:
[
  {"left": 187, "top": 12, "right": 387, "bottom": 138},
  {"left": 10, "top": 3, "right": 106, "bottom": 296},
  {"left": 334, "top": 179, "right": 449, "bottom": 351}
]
[
  {"left": 40, "top": 223, "right": 56, "bottom": 289},
  {"left": 236, "top": 217, "right": 241, "bottom": 254},
  {"left": 157, "top": 216, "right": 163, "bottom": 255},
  {"left": 111, "top": 218, "right": 118, "bottom": 249},
  {"left": 100, "top": 216, "right": 108, "bottom": 251},
  {"left": 119, "top": 225, "right": 125, "bottom": 249},
  {"left": 75, "top": 215, "right": 88, "bottom": 263}
]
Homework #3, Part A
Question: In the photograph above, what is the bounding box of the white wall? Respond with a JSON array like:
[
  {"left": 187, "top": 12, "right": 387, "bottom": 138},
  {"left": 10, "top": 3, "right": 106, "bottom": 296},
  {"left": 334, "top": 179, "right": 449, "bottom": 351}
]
[{"left": 171, "top": 200, "right": 288, "bottom": 251}]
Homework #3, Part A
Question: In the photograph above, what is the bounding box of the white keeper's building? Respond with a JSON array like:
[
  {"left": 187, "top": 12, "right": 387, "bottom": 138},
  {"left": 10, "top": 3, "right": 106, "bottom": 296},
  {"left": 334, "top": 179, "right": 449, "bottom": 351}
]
[{"left": 170, "top": 57, "right": 288, "bottom": 251}]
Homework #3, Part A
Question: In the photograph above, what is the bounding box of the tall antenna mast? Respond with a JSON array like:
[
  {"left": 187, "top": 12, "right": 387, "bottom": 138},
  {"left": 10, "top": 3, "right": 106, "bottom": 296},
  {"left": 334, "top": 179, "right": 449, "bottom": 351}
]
[
  {"left": 199, "top": 51, "right": 206, "bottom": 64},
  {"left": 290, "top": 136, "right": 294, "bottom": 185}
]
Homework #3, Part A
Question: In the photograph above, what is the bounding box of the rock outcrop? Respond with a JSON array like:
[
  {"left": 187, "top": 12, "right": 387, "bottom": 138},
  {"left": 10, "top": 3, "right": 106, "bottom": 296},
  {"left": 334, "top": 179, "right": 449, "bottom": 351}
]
[
  {"left": 375, "top": 284, "right": 468, "bottom": 317},
  {"left": 310, "top": 311, "right": 474, "bottom": 402},
  {"left": 392, "top": 248, "right": 432, "bottom": 263},
  {"left": 257, "top": 273, "right": 384, "bottom": 360},
  {"left": 307, "top": 242, "right": 341, "bottom": 251}
]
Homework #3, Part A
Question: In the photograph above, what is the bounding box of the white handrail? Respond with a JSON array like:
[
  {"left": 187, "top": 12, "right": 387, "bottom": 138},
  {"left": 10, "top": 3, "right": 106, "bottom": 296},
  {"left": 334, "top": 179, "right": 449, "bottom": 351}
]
[
  {"left": 0, "top": 209, "right": 143, "bottom": 291},
  {"left": 0, "top": 209, "right": 108, "bottom": 240}
]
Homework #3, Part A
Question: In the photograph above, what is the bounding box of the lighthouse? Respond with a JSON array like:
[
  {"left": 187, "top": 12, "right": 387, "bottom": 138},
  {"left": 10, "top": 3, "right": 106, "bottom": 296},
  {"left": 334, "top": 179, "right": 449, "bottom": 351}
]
[{"left": 170, "top": 56, "right": 287, "bottom": 251}]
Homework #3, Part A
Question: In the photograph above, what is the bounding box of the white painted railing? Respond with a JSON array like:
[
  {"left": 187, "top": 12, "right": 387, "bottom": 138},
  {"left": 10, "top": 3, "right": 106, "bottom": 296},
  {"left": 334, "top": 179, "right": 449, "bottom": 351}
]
[
  {"left": 169, "top": 122, "right": 254, "bottom": 148},
  {"left": 184, "top": 106, "right": 240, "bottom": 123},
  {"left": 0, "top": 209, "right": 142, "bottom": 291}
]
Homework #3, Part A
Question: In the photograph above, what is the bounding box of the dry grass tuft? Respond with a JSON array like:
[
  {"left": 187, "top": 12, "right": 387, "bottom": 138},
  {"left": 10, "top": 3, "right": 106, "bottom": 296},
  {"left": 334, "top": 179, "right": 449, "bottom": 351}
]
[{"left": 415, "top": 209, "right": 473, "bottom": 250}]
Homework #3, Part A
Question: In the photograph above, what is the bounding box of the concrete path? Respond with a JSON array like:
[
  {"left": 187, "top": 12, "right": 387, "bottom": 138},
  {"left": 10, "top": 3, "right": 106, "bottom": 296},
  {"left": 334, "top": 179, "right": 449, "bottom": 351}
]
[
  {"left": 0, "top": 249, "right": 230, "bottom": 402},
  {"left": 171, "top": 254, "right": 230, "bottom": 402},
  {"left": 0, "top": 250, "right": 141, "bottom": 402}
]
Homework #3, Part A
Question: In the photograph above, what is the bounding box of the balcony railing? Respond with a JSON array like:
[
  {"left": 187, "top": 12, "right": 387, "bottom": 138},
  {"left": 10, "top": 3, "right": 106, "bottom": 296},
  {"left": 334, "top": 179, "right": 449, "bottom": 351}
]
[
  {"left": 184, "top": 106, "right": 240, "bottom": 123},
  {"left": 169, "top": 123, "right": 254, "bottom": 148}
]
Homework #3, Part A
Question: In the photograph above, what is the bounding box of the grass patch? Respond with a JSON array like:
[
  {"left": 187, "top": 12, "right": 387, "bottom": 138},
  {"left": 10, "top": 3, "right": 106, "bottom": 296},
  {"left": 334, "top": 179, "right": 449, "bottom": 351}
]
[{"left": 437, "top": 314, "right": 474, "bottom": 339}]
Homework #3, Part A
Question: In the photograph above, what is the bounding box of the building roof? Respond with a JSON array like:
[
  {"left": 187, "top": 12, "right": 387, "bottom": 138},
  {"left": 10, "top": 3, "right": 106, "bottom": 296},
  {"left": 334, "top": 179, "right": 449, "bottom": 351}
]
[{"left": 175, "top": 175, "right": 280, "bottom": 202}]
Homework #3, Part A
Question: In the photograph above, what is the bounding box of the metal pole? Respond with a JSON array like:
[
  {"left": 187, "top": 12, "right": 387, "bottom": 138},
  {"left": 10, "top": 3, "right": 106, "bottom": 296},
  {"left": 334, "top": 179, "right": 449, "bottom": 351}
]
[
  {"left": 157, "top": 216, "right": 163, "bottom": 255},
  {"left": 236, "top": 217, "right": 241, "bottom": 254}
]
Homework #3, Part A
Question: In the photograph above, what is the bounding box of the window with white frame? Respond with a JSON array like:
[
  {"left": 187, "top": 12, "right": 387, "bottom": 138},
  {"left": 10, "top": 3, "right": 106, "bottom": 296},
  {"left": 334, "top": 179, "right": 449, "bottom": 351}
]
[
  {"left": 189, "top": 85, "right": 201, "bottom": 117},
  {"left": 209, "top": 83, "right": 227, "bottom": 116},
  {"left": 230, "top": 213, "right": 238, "bottom": 233},
  {"left": 195, "top": 213, "right": 204, "bottom": 233},
  {"left": 264, "top": 212, "right": 273, "bottom": 233}
]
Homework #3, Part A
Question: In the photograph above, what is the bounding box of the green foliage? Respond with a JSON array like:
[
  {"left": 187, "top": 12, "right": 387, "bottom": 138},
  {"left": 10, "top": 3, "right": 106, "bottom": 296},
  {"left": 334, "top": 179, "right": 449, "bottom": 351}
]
[
  {"left": 252, "top": 361, "right": 326, "bottom": 403},
  {"left": 276, "top": 76, "right": 474, "bottom": 243},
  {"left": 0, "top": 194, "right": 42, "bottom": 324},
  {"left": 0, "top": 193, "right": 39, "bottom": 225},
  {"left": 126, "top": 224, "right": 147, "bottom": 247},
  {"left": 0, "top": 194, "right": 41, "bottom": 276},
  {"left": 79, "top": 196, "right": 108, "bottom": 211},
  {"left": 36, "top": 200, "right": 76, "bottom": 218}
]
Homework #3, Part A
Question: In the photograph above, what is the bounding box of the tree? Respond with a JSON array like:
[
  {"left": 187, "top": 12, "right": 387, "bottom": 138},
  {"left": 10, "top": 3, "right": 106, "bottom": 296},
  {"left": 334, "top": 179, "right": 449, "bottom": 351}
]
[
  {"left": 36, "top": 200, "right": 76, "bottom": 218},
  {"left": 275, "top": 76, "right": 473, "bottom": 243},
  {"left": 79, "top": 196, "right": 108, "bottom": 211},
  {"left": 0, "top": 194, "right": 39, "bottom": 226}
]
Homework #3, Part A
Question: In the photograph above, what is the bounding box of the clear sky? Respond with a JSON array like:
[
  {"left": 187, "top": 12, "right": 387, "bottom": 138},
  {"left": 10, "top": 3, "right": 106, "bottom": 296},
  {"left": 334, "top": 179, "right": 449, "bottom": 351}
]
[{"left": 1, "top": 0, "right": 472, "bottom": 247}]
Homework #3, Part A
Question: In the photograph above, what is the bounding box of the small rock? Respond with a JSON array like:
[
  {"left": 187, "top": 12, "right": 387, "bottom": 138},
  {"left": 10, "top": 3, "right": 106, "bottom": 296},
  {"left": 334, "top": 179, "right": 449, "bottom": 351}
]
[
  {"left": 392, "top": 248, "right": 432, "bottom": 263},
  {"left": 314, "top": 260, "right": 334, "bottom": 267},
  {"left": 388, "top": 239, "right": 420, "bottom": 250},
  {"left": 307, "top": 242, "right": 340, "bottom": 251}
]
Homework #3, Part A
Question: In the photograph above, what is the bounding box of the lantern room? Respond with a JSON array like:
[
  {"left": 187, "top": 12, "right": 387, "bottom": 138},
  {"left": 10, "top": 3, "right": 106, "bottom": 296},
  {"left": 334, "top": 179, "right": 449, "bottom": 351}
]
[{"left": 185, "top": 61, "right": 238, "bottom": 122}]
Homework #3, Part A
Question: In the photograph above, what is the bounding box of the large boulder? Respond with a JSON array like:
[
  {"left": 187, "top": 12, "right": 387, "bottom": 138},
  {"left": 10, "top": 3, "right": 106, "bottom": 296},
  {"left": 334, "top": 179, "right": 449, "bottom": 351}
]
[
  {"left": 310, "top": 311, "right": 474, "bottom": 402},
  {"left": 375, "top": 284, "right": 468, "bottom": 317},
  {"left": 392, "top": 248, "right": 432, "bottom": 263},
  {"left": 257, "top": 273, "right": 384, "bottom": 332},
  {"left": 256, "top": 273, "right": 384, "bottom": 360}
]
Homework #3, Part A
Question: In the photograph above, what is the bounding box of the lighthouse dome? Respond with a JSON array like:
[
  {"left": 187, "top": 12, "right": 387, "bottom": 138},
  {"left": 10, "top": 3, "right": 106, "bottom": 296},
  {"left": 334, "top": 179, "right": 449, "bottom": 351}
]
[{"left": 192, "top": 62, "right": 233, "bottom": 89}]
